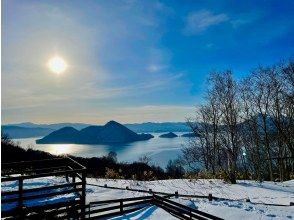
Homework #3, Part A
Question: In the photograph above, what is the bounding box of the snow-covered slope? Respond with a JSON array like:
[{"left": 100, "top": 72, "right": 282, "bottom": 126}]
[
  {"left": 87, "top": 178, "right": 294, "bottom": 219},
  {"left": 2, "top": 177, "right": 293, "bottom": 219}
]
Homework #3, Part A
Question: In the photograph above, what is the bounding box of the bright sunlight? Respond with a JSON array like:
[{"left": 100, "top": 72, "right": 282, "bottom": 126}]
[{"left": 47, "top": 56, "right": 67, "bottom": 74}]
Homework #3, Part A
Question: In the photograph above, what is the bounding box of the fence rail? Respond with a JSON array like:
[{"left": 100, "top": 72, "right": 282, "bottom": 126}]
[
  {"left": 153, "top": 194, "right": 223, "bottom": 220},
  {"left": 85, "top": 194, "right": 223, "bottom": 220}
]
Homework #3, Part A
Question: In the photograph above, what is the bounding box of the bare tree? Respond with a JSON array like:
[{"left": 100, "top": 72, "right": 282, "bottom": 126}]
[
  {"left": 239, "top": 78, "right": 264, "bottom": 181},
  {"left": 184, "top": 77, "right": 222, "bottom": 174},
  {"left": 138, "top": 154, "right": 152, "bottom": 165},
  {"left": 210, "top": 71, "right": 242, "bottom": 183},
  {"left": 247, "top": 67, "right": 275, "bottom": 180},
  {"left": 184, "top": 71, "right": 241, "bottom": 183},
  {"left": 267, "top": 61, "right": 294, "bottom": 180},
  {"left": 182, "top": 60, "right": 294, "bottom": 183}
]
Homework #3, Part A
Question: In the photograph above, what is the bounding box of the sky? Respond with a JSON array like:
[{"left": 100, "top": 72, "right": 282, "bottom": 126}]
[{"left": 2, "top": 0, "right": 294, "bottom": 124}]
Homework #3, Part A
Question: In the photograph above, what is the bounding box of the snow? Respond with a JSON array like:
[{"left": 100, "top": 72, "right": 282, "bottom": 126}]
[
  {"left": 2, "top": 177, "right": 294, "bottom": 219},
  {"left": 110, "top": 206, "right": 178, "bottom": 220},
  {"left": 194, "top": 198, "right": 293, "bottom": 220}
]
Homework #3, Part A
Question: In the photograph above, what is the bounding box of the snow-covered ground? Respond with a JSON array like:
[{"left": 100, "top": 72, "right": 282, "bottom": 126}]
[
  {"left": 87, "top": 178, "right": 294, "bottom": 219},
  {"left": 88, "top": 178, "right": 294, "bottom": 205},
  {"left": 2, "top": 177, "right": 294, "bottom": 219}
]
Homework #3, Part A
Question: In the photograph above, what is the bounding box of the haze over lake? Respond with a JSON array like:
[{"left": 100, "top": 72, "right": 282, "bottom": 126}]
[{"left": 14, "top": 132, "right": 190, "bottom": 168}]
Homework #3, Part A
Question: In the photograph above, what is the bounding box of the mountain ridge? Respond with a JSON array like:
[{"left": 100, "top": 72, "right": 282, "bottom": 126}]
[
  {"left": 1, "top": 126, "right": 55, "bottom": 139},
  {"left": 5, "top": 121, "right": 190, "bottom": 132}
]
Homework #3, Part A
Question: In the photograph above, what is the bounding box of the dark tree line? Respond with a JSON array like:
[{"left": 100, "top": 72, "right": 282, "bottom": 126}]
[{"left": 183, "top": 60, "right": 294, "bottom": 183}]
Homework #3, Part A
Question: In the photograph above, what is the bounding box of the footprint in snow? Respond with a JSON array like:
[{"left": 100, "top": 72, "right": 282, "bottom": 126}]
[
  {"left": 266, "top": 214, "right": 276, "bottom": 217},
  {"left": 244, "top": 206, "right": 254, "bottom": 211},
  {"left": 86, "top": 188, "right": 94, "bottom": 193},
  {"left": 223, "top": 201, "right": 242, "bottom": 208},
  {"left": 257, "top": 209, "right": 265, "bottom": 214}
]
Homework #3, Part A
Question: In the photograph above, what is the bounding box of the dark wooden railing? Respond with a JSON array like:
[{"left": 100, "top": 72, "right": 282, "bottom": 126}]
[
  {"left": 153, "top": 194, "right": 223, "bottom": 220},
  {"left": 1, "top": 157, "right": 87, "bottom": 219},
  {"left": 86, "top": 196, "right": 153, "bottom": 219},
  {"left": 85, "top": 194, "right": 223, "bottom": 220}
]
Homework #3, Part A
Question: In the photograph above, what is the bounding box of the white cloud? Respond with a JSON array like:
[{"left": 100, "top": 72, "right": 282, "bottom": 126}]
[
  {"left": 147, "top": 64, "right": 168, "bottom": 72},
  {"left": 184, "top": 10, "right": 229, "bottom": 34},
  {"left": 205, "top": 43, "right": 214, "bottom": 49}
]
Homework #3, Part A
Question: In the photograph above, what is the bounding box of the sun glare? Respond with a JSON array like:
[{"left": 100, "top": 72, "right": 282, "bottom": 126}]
[
  {"left": 49, "top": 144, "right": 72, "bottom": 155},
  {"left": 48, "top": 56, "right": 67, "bottom": 74}
]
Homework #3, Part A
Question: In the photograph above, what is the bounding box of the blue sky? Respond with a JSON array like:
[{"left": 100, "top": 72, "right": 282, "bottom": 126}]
[{"left": 2, "top": 0, "right": 294, "bottom": 124}]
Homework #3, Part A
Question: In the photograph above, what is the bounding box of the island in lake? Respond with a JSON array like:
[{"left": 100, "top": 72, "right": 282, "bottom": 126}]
[
  {"left": 159, "top": 132, "right": 178, "bottom": 138},
  {"left": 36, "top": 120, "right": 154, "bottom": 144},
  {"left": 181, "top": 132, "right": 200, "bottom": 137}
]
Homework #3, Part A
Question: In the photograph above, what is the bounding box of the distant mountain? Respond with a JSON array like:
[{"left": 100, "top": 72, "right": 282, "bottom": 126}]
[
  {"left": 159, "top": 132, "right": 178, "bottom": 138},
  {"left": 6, "top": 122, "right": 92, "bottom": 130},
  {"left": 36, "top": 121, "right": 154, "bottom": 144},
  {"left": 6, "top": 122, "right": 191, "bottom": 133},
  {"left": 124, "top": 122, "right": 190, "bottom": 133},
  {"left": 1, "top": 126, "right": 54, "bottom": 139}
]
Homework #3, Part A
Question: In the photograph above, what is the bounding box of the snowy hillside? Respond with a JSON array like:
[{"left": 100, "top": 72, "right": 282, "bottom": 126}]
[
  {"left": 87, "top": 178, "right": 294, "bottom": 219},
  {"left": 2, "top": 177, "right": 293, "bottom": 219}
]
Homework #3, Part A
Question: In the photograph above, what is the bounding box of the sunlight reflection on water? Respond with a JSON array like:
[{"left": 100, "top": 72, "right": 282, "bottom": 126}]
[{"left": 47, "top": 144, "right": 73, "bottom": 155}]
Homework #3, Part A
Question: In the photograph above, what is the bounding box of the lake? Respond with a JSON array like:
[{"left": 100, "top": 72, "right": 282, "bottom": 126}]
[{"left": 13, "top": 133, "right": 191, "bottom": 168}]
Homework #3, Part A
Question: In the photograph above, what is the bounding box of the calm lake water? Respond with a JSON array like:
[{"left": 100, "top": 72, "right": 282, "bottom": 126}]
[{"left": 13, "top": 133, "right": 191, "bottom": 168}]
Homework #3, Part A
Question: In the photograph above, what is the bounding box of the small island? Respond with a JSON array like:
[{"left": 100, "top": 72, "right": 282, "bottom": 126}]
[
  {"left": 159, "top": 132, "right": 178, "bottom": 138},
  {"left": 181, "top": 132, "right": 200, "bottom": 137}
]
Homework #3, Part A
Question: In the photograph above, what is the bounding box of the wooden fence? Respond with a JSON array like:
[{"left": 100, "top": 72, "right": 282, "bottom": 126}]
[
  {"left": 85, "top": 194, "right": 223, "bottom": 220},
  {"left": 1, "top": 157, "right": 87, "bottom": 219}
]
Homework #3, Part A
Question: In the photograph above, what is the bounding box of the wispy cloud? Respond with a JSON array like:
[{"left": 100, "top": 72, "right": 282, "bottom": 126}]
[
  {"left": 147, "top": 64, "right": 168, "bottom": 72},
  {"left": 230, "top": 12, "right": 262, "bottom": 29},
  {"left": 184, "top": 10, "right": 229, "bottom": 34}
]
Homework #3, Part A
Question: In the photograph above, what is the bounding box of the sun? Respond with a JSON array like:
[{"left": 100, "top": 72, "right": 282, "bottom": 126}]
[{"left": 47, "top": 56, "right": 67, "bottom": 74}]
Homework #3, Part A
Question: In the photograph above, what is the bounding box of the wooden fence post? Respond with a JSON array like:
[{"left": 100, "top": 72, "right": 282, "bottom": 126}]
[
  {"left": 65, "top": 170, "right": 69, "bottom": 182},
  {"left": 18, "top": 178, "right": 24, "bottom": 218},
  {"left": 120, "top": 200, "right": 123, "bottom": 213},
  {"left": 72, "top": 173, "right": 76, "bottom": 185},
  {"left": 208, "top": 193, "right": 212, "bottom": 201},
  {"left": 18, "top": 178, "right": 23, "bottom": 206},
  {"left": 81, "top": 170, "right": 86, "bottom": 219}
]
